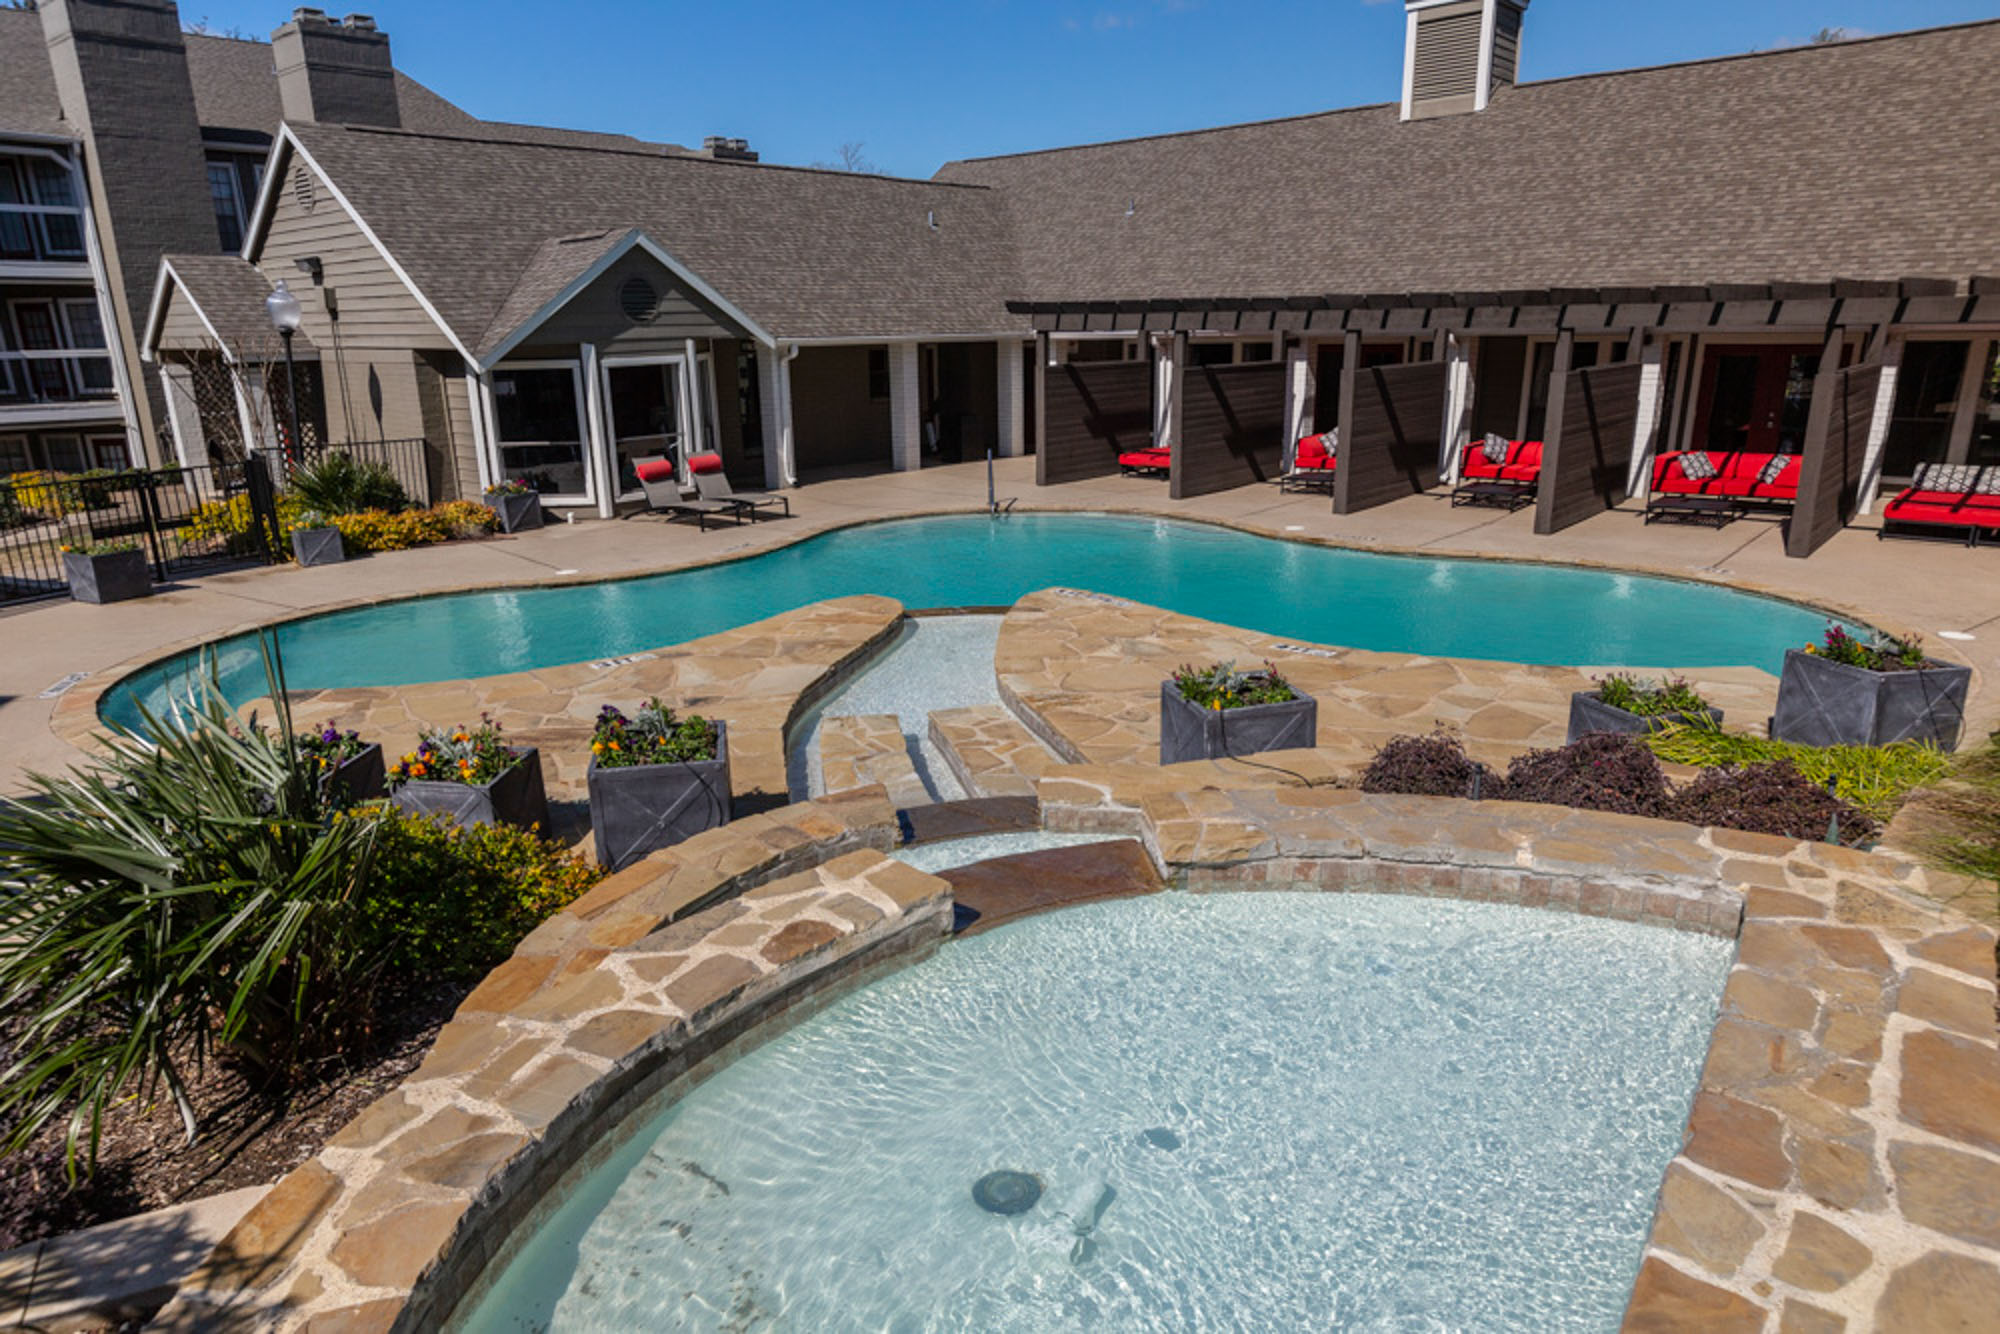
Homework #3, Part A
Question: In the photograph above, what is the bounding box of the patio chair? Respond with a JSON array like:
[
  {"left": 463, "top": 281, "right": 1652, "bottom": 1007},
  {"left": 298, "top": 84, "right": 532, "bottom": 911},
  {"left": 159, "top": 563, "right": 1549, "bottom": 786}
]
[
  {"left": 688, "top": 451, "right": 790, "bottom": 520},
  {"left": 1280, "top": 432, "right": 1339, "bottom": 493},
  {"left": 632, "top": 455, "right": 738, "bottom": 531}
]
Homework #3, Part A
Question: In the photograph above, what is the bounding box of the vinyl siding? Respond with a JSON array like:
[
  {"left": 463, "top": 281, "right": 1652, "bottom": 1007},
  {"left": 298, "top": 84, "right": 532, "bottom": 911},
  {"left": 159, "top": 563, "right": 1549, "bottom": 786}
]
[
  {"left": 523, "top": 250, "right": 742, "bottom": 354},
  {"left": 156, "top": 286, "right": 219, "bottom": 349}
]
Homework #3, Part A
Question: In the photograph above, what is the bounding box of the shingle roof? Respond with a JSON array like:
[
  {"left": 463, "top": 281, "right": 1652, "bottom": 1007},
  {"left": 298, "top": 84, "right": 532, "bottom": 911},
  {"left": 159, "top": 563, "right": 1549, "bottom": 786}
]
[
  {"left": 936, "top": 20, "right": 2000, "bottom": 302},
  {"left": 477, "top": 228, "right": 631, "bottom": 356},
  {"left": 282, "top": 123, "right": 1026, "bottom": 348},
  {"left": 154, "top": 253, "right": 316, "bottom": 353},
  {"left": 0, "top": 9, "right": 68, "bottom": 140}
]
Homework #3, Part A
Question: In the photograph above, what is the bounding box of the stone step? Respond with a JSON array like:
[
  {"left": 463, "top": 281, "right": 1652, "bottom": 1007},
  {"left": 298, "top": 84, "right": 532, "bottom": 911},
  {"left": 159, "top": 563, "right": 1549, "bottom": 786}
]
[
  {"left": 819, "top": 714, "right": 931, "bottom": 807},
  {"left": 937, "top": 838, "right": 1163, "bottom": 935},
  {"left": 929, "top": 705, "right": 1062, "bottom": 799}
]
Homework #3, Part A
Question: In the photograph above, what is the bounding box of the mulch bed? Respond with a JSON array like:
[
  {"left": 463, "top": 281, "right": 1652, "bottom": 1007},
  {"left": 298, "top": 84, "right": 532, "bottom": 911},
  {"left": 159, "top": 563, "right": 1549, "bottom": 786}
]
[{"left": 0, "top": 981, "right": 469, "bottom": 1252}]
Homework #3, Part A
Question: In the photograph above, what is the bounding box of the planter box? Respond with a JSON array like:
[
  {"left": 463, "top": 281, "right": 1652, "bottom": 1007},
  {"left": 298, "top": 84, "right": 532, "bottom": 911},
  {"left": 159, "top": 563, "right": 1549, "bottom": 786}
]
[
  {"left": 1566, "top": 691, "right": 1723, "bottom": 745},
  {"left": 392, "top": 746, "right": 549, "bottom": 831},
  {"left": 1160, "top": 681, "right": 1318, "bottom": 765},
  {"left": 485, "top": 490, "right": 543, "bottom": 534},
  {"left": 290, "top": 526, "right": 346, "bottom": 567},
  {"left": 63, "top": 548, "right": 152, "bottom": 604},
  {"left": 1771, "top": 649, "right": 1972, "bottom": 752},
  {"left": 322, "top": 742, "right": 385, "bottom": 805},
  {"left": 587, "top": 721, "right": 732, "bottom": 872}
]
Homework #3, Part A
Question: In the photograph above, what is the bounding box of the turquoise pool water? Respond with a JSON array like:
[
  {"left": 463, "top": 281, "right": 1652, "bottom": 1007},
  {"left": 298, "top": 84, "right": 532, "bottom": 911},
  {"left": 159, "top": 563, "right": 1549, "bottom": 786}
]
[
  {"left": 102, "top": 513, "right": 1837, "bottom": 730},
  {"left": 452, "top": 892, "right": 1732, "bottom": 1332}
]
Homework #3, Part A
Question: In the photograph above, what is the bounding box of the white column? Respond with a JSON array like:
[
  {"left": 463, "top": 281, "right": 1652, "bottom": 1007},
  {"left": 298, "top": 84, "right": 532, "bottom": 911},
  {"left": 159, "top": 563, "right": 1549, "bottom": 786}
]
[
  {"left": 580, "top": 344, "right": 615, "bottom": 518},
  {"left": 1282, "top": 342, "right": 1312, "bottom": 471},
  {"left": 1625, "top": 336, "right": 1667, "bottom": 496},
  {"left": 159, "top": 363, "right": 201, "bottom": 469},
  {"left": 889, "top": 341, "right": 922, "bottom": 472},
  {"left": 681, "top": 338, "right": 706, "bottom": 472},
  {"left": 1152, "top": 334, "right": 1176, "bottom": 449},
  {"left": 1442, "top": 333, "right": 1473, "bottom": 482},
  {"left": 470, "top": 371, "right": 498, "bottom": 494},
  {"left": 755, "top": 343, "right": 795, "bottom": 489},
  {"left": 1856, "top": 337, "right": 1905, "bottom": 515},
  {"left": 995, "top": 340, "right": 1026, "bottom": 458}
]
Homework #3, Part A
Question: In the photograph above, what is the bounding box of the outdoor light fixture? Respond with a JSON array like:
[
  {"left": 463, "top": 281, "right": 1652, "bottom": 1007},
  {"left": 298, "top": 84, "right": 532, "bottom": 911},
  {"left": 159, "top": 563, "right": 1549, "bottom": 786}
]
[
  {"left": 265, "top": 280, "right": 305, "bottom": 460},
  {"left": 294, "top": 255, "right": 324, "bottom": 285}
]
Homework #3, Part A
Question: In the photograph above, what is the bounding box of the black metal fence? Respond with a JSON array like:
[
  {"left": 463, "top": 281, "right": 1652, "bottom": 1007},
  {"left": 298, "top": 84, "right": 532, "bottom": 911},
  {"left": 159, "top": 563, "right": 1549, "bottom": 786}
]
[{"left": 1, "top": 437, "right": 433, "bottom": 607}]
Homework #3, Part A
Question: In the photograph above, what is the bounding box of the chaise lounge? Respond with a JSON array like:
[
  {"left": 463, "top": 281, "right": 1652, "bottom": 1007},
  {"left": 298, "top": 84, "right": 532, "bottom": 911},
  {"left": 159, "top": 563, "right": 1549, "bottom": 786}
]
[
  {"left": 689, "top": 451, "right": 790, "bottom": 521},
  {"left": 1452, "top": 436, "right": 1542, "bottom": 509},
  {"left": 1647, "top": 450, "right": 1801, "bottom": 525},
  {"left": 1878, "top": 462, "right": 2000, "bottom": 547},
  {"left": 632, "top": 455, "right": 739, "bottom": 530},
  {"left": 1118, "top": 447, "right": 1171, "bottom": 478},
  {"left": 1279, "top": 432, "right": 1339, "bottom": 493}
]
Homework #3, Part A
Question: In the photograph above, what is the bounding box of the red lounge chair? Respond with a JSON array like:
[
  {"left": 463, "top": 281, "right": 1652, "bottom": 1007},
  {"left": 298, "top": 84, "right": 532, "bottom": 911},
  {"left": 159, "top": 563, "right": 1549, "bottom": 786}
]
[
  {"left": 1280, "top": 433, "right": 1339, "bottom": 493},
  {"left": 1452, "top": 438, "right": 1541, "bottom": 508},
  {"left": 1878, "top": 463, "right": 2000, "bottom": 547},
  {"left": 689, "top": 450, "right": 790, "bottom": 520},
  {"left": 632, "top": 455, "right": 737, "bottom": 531},
  {"left": 1650, "top": 451, "right": 1801, "bottom": 507},
  {"left": 1118, "top": 447, "right": 1171, "bottom": 477}
]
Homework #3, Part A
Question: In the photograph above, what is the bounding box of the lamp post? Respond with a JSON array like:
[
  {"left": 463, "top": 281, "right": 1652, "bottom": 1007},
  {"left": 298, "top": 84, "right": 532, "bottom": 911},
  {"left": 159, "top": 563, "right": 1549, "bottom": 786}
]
[{"left": 264, "top": 279, "right": 304, "bottom": 464}]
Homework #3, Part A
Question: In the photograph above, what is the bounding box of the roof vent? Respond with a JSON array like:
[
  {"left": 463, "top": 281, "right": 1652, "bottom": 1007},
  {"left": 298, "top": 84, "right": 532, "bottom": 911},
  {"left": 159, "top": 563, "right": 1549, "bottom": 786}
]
[
  {"left": 619, "top": 276, "right": 661, "bottom": 325},
  {"left": 1401, "top": 0, "right": 1528, "bottom": 122},
  {"left": 292, "top": 165, "right": 318, "bottom": 215}
]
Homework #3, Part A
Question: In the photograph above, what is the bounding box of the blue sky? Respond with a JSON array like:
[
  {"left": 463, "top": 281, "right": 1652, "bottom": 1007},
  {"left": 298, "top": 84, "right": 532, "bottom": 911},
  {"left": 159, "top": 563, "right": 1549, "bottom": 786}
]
[{"left": 184, "top": 0, "right": 2000, "bottom": 177}]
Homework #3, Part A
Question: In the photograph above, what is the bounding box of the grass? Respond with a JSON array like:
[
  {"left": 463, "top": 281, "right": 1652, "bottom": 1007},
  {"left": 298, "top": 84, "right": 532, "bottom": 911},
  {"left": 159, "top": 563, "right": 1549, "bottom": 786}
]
[
  {"left": 1642, "top": 724, "right": 1953, "bottom": 824},
  {"left": 1924, "top": 732, "right": 2000, "bottom": 889}
]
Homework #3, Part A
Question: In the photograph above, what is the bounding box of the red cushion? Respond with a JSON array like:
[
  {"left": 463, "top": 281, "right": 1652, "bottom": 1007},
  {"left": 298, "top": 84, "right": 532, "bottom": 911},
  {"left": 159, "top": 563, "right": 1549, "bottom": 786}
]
[
  {"left": 687, "top": 451, "right": 725, "bottom": 475},
  {"left": 1462, "top": 440, "right": 1535, "bottom": 480},
  {"left": 1295, "top": 435, "right": 1331, "bottom": 467},
  {"left": 1885, "top": 491, "right": 2000, "bottom": 527},
  {"left": 633, "top": 459, "right": 676, "bottom": 484},
  {"left": 1119, "top": 450, "right": 1170, "bottom": 469}
]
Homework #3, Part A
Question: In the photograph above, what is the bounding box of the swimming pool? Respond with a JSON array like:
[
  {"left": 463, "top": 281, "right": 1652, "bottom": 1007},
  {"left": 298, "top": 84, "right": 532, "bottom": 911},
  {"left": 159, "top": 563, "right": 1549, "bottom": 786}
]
[
  {"left": 102, "top": 513, "right": 1840, "bottom": 730},
  {"left": 451, "top": 892, "right": 1732, "bottom": 1331}
]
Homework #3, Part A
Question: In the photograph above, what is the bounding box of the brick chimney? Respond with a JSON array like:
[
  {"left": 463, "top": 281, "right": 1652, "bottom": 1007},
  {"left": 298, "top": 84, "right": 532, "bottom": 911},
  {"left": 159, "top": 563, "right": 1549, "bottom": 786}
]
[
  {"left": 701, "top": 136, "right": 760, "bottom": 163},
  {"left": 1401, "top": 0, "right": 1528, "bottom": 121},
  {"left": 272, "top": 9, "right": 401, "bottom": 127}
]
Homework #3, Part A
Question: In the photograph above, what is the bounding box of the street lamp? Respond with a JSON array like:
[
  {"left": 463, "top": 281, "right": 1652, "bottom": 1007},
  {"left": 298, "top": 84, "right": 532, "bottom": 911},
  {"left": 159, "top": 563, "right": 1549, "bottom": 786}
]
[{"left": 264, "top": 279, "right": 304, "bottom": 462}]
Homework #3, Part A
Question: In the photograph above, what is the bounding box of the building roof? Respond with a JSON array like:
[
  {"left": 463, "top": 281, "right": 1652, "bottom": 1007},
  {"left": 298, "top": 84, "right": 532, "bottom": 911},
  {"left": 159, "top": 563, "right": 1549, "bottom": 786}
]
[
  {"left": 936, "top": 20, "right": 2000, "bottom": 303},
  {"left": 279, "top": 123, "right": 1026, "bottom": 348},
  {"left": 147, "top": 253, "right": 311, "bottom": 356},
  {"left": 0, "top": 9, "right": 68, "bottom": 140}
]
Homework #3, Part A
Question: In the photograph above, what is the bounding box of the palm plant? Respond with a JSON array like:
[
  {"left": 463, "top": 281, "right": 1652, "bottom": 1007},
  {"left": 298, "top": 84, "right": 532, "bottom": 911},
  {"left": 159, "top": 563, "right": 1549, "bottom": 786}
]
[
  {"left": 288, "top": 452, "right": 407, "bottom": 515},
  {"left": 0, "top": 638, "right": 386, "bottom": 1170}
]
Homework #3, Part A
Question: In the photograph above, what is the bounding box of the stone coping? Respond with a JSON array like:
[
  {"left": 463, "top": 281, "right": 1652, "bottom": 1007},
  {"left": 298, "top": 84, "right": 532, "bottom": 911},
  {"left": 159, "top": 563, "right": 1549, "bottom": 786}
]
[
  {"left": 49, "top": 504, "right": 1953, "bottom": 771},
  {"left": 145, "top": 773, "right": 1997, "bottom": 1331}
]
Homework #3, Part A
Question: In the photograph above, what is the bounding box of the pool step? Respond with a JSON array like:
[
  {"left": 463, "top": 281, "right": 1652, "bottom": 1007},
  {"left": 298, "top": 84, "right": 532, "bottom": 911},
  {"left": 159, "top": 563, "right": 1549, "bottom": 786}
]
[
  {"left": 929, "top": 705, "right": 1063, "bottom": 799},
  {"left": 939, "top": 838, "right": 1163, "bottom": 935},
  {"left": 819, "top": 714, "right": 931, "bottom": 807}
]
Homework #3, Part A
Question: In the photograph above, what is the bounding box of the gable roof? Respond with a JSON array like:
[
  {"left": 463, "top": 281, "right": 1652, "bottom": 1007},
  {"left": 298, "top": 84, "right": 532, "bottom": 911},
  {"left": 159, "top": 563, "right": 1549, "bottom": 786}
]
[
  {"left": 937, "top": 20, "right": 2000, "bottom": 303},
  {"left": 143, "top": 253, "right": 310, "bottom": 359},
  {"left": 0, "top": 9, "right": 67, "bottom": 140},
  {"left": 277, "top": 123, "right": 1027, "bottom": 346}
]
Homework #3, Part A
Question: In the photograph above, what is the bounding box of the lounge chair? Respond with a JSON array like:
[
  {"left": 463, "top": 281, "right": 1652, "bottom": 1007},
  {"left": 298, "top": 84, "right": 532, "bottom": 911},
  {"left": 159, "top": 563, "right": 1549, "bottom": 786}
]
[
  {"left": 1878, "top": 462, "right": 2000, "bottom": 547},
  {"left": 1452, "top": 436, "right": 1541, "bottom": 509},
  {"left": 1280, "top": 432, "right": 1339, "bottom": 493},
  {"left": 632, "top": 455, "right": 738, "bottom": 530},
  {"left": 1648, "top": 450, "right": 1800, "bottom": 523},
  {"left": 688, "top": 451, "right": 790, "bottom": 520},
  {"left": 1118, "top": 447, "right": 1171, "bottom": 477}
]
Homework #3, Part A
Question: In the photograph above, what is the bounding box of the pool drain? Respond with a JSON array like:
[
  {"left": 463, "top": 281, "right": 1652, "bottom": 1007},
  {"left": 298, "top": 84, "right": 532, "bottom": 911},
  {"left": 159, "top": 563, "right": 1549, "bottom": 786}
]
[{"left": 972, "top": 1170, "right": 1042, "bottom": 1215}]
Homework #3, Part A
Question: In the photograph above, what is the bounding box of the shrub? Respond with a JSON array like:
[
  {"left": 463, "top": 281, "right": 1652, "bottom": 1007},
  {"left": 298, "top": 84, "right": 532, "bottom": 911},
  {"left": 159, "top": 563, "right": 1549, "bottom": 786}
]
[
  {"left": 592, "top": 700, "right": 719, "bottom": 767},
  {"left": 1360, "top": 730, "right": 1498, "bottom": 799},
  {"left": 289, "top": 452, "right": 408, "bottom": 515},
  {"left": 1672, "top": 760, "right": 1878, "bottom": 847},
  {"left": 1643, "top": 725, "right": 1949, "bottom": 823},
  {"left": 361, "top": 809, "right": 598, "bottom": 979},
  {"left": 187, "top": 491, "right": 305, "bottom": 555},
  {"left": 1596, "top": 673, "right": 1711, "bottom": 717},
  {"left": 1502, "top": 732, "right": 1674, "bottom": 817},
  {"left": 1924, "top": 732, "right": 2000, "bottom": 889},
  {"left": 329, "top": 501, "right": 497, "bottom": 552},
  {"left": 1171, "top": 660, "right": 1299, "bottom": 709},
  {"left": 7, "top": 470, "right": 120, "bottom": 520},
  {"left": 0, "top": 484, "right": 24, "bottom": 530}
]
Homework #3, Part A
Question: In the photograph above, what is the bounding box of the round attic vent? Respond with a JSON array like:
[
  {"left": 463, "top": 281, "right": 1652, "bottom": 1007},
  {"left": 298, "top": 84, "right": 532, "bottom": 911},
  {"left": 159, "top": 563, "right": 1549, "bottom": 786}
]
[
  {"left": 619, "top": 276, "right": 661, "bottom": 324},
  {"left": 292, "top": 167, "right": 318, "bottom": 215}
]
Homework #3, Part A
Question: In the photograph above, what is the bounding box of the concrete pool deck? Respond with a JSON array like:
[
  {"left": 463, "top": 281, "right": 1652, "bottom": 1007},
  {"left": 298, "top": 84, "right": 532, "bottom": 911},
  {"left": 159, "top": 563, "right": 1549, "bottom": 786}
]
[{"left": 5, "top": 454, "right": 1996, "bottom": 794}]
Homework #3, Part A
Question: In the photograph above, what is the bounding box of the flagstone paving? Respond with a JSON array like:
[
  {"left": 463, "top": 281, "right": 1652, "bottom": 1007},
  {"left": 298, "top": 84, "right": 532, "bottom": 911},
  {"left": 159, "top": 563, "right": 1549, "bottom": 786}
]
[
  {"left": 818, "top": 713, "right": 929, "bottom": 806},
  {"left": 927, "top": 703, "right": 1062, "bottom": 799}
]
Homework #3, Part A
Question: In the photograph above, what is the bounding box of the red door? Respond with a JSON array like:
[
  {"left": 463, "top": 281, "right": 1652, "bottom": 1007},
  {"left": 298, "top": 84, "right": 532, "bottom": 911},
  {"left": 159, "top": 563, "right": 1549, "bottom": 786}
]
[{"left": 1689, "top": 344, "right": 1824, "bottom": 455}]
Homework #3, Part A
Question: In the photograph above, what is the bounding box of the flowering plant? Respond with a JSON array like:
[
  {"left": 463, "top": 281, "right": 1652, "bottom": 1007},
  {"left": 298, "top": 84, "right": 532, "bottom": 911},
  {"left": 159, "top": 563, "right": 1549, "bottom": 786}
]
[
  {"left": 296, "top": 723, "right": 369, "bottom": 774},
  {"left": 1801, "top": 624, "right": 1927, "bottom": 673},
  {"left": 590, "top": 699, "right": 720, "bottom": 768},
  {"left": 484, "top": 477, "right": 537, "bottom": 498},
  {"left": 291, "top": 508, "right": 332, "bottom": 532},
  {"left": 1595, "top": 673, "right": 1711, "bottom": 718},
  {"left": 1171, "top": 660, "right": 1299, "bottom": 711},
  {"left": 388, "top": 716, "right": 522, "bottom": 788},
  {"left": 60, "top": 538, "right": 141, "bottom": 557}
]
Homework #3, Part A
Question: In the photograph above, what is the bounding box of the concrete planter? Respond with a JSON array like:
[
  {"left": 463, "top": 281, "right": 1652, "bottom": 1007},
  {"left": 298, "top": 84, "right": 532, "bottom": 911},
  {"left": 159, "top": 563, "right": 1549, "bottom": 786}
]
[
  {"left": 587, "top": 721, "right": 732, "bottom": 872},
  {"left": 290, "top": 525, "right": 346, "bottom": 567},
  {"left": 1771, "top": 649, "right": 1972, "bottom": 752},
  {"left": 1566, "top": 691, "right": 1723, "bottom": 745},
  {"left": 1159, "top": 681, "right": 1317, "bottom": 765},
  {"left": 322, "top": 742, "right": 385, "bottom": 805},
  {"left": 485, "top": 490, "right": 543, "bottom": 534},
  {"left": 63, "top": 548, "right": 152, "bottom": 604},
  {"left": 392, "top": 746, "right": 548, "bottom": 831}
]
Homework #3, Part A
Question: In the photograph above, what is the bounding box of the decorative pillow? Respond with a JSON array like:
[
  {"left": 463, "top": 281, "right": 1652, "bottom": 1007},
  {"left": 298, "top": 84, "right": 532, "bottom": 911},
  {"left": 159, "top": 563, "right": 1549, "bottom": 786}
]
[
  {"left": 1679, "top": 452, "right": 1718, "bottom": 481},
  {"left": 1758, "top": 454, "right": 1791, "bottom": 486},
  {"left": 1976, "top": 467, "right": 2000, "bottom": 496},
  {"left": 1916, "top": 462, "right": 1980, "bottom": 494},
  {"left": 1481, "top": 433, "right": 1510, "bottom": 464}
]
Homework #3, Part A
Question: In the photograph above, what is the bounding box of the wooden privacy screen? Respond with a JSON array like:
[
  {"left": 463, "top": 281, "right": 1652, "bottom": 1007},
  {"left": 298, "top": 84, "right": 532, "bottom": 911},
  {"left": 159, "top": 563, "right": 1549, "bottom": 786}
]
[
  {"left": 1037, "top": 361, "right": 1153, "bottom": 486},
  {"left": 1786, "top": 363, "right": 1882, "bottom": 559},
  {"left": 1171, "top": 362, "right": 1287, "bottom": 500},
  {"left": 1334, "top": 361, "right": 1448, "bottom": 515},
  {"left": 1534, "top": 361, "right": 1645, "bottom": 535}
]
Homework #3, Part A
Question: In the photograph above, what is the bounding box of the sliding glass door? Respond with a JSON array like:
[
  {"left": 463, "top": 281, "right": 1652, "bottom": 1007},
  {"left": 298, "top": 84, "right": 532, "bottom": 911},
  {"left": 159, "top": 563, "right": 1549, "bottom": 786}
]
[
  {"left": 491, "top": 362, "right": 591, "bottom": 504},
  {"left": 603, "top": 357, "right": 688, "bottom": 500}
]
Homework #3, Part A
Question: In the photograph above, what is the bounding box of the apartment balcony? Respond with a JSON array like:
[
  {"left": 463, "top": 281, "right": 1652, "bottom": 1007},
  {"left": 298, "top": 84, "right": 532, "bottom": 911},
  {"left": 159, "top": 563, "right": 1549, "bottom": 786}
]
[{"left": 0, "top": 349, "right": 122, "bottom": 429}]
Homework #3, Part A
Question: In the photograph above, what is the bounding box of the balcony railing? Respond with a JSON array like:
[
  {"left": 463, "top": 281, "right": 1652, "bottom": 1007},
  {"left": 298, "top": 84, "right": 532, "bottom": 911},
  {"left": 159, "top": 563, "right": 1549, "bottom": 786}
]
[{"left": 0, "top": 349, "right": 117, "bottom": 406}]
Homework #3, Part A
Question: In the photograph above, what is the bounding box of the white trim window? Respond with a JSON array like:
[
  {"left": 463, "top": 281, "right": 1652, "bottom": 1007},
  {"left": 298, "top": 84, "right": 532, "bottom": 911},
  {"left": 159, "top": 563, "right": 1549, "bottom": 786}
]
[
  {"left": 601, "top": 354, "right": 692, "bottom": 499},
  {"left": 490, "top": 361, "right": 592, "bottom": 504},
  {"left": 206, "top": 152, "right": 265, "bottom": 255},
  {"left": 0, "top": 155, "right": 85, "bottom": 262}
]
